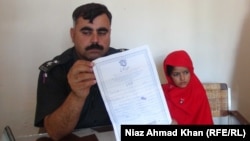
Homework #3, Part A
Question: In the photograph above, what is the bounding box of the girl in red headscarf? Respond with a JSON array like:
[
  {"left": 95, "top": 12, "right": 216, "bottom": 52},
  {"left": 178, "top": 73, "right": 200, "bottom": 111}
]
[{"left": 162, "top": 50, "right": 213, "bottom": 125}]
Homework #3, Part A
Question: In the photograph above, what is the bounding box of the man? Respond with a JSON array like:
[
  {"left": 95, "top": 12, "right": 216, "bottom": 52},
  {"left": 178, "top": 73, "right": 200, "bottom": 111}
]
[{"left": 34, "top": 3, "right": 126, "bottom": 140}]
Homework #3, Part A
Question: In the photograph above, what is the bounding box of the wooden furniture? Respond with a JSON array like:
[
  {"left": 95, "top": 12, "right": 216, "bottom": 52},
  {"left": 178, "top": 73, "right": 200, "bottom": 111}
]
[
  {"left": 16, "top": 126, "right": 115, "bottom": 141},
  {"left": 203, "top": 83, "right": 249, "bottom": 125}
]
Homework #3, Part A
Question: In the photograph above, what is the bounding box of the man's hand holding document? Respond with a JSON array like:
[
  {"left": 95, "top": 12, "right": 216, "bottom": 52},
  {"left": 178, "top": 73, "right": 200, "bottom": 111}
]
[{"left": 93, "top": 45, "right": 171, "bottom": 141}]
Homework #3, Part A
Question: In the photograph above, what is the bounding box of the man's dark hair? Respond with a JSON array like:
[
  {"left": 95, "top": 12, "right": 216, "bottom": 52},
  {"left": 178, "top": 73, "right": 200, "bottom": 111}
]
[{"left": 72, "top": 3, "right": 112, "bottom": 25}]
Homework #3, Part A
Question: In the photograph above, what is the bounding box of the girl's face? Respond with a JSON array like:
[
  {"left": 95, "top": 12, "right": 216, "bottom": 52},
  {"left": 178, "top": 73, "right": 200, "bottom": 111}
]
[{"left": 170, "top": 66, "right": 191, "bottom": 88}]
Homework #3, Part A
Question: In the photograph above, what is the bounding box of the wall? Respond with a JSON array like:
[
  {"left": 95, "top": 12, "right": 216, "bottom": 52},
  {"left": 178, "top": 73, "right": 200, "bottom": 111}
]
[{"left": 1, "top": 0, "right": 250, "bottom": 137}]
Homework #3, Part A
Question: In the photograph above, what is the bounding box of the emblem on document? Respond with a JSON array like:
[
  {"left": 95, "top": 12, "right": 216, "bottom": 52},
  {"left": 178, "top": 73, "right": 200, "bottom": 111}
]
[
  {"left": 119, "top": 59, "right": 127, "bottom": 67},
  {"left": 119, "top": 59, "right": 129, "bottom": 72}
]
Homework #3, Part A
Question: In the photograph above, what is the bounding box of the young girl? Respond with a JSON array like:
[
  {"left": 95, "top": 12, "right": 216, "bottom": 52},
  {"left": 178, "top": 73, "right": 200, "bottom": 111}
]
[{"left": 162, "top": 50, "right": 213, "bottom": 125}]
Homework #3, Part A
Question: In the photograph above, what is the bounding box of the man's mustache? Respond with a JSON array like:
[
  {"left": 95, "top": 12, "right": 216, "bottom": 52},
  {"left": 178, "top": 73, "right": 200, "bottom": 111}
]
[{"left": 86, "top": 44, "right": 104, "bottom": 51}]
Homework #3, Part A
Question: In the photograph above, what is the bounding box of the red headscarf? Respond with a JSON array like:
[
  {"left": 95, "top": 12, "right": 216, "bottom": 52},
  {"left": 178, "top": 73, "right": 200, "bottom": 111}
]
[{"left": 162, "top": 50, "right": 213, "bottom": 125}]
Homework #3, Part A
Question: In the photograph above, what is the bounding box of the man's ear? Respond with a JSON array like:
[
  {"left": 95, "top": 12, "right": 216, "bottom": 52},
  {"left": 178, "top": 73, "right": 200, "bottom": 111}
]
[{"left": 70, "top": 28, "right": 75, "bottom": 42}]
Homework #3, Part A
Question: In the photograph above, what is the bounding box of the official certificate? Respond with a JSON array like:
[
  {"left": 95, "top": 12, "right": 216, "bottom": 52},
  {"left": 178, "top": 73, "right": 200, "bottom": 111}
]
[{"left": 93, "top": 45, "right": 171, "bottom": 141}]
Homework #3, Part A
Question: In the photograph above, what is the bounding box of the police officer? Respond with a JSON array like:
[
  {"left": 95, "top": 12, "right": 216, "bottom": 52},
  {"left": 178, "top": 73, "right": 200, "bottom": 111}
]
[{"left": 34, "top": 3, "right": 127, "bottom": 140}]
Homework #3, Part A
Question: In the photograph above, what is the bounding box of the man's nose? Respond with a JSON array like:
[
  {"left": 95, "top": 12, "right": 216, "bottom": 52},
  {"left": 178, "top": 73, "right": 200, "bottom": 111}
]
[{"left": 91, "top": 32, "right": 99, "bottom": 43}]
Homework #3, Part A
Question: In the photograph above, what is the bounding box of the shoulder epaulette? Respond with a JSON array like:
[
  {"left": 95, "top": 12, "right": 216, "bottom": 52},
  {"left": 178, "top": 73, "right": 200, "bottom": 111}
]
[
  {"left": 39, "top": 52, "right": 72, "bottom": 73},
  {"left": 39, "top": 59, "right": 61, "bottom": 73}
]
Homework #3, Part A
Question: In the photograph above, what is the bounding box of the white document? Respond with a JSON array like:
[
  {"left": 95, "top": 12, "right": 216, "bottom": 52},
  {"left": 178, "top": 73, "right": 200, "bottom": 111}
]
[{"left": 93, "top": 45, "right": 171, "bottom": 141}]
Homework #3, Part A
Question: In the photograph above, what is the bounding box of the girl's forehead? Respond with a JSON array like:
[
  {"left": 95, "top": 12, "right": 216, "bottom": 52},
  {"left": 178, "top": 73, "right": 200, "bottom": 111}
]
[{"left": 173, "top": 66, "right": 189, "bottom": 71}]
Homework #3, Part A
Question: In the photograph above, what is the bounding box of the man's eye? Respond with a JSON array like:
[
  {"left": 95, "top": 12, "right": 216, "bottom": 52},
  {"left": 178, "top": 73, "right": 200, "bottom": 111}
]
[
  {"left": 98, "top": 31, "right": 107, "bottom": 35},
  {"left": 82, "top": 30, "right": 91, "bottom": 35}
]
